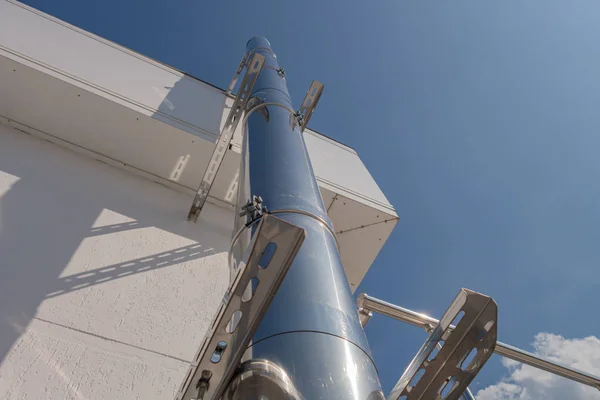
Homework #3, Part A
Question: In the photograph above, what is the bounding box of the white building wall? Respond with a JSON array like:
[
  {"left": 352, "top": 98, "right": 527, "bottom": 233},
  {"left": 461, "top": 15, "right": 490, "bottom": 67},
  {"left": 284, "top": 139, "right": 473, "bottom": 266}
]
[
  {"left": 0, "top": 0, "right": 395, "bottom": 215},
  {"left": 0, "top": 123, "right": 232, "bottom": 399},
  {"left": 0, "top": 2, "right": 399, "bottom": 397},
  {"left": 0, "top": 0, "right": 225, "bottom": 142}
]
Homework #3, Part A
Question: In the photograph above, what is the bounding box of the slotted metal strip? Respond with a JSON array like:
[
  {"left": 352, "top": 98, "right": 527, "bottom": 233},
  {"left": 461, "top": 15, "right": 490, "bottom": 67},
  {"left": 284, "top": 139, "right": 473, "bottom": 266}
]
[
  {"left": 357, "top": 293, "right": 600, "bottom": 393},
  {"left": 297, "top": 80, "right": 323, "bottom": 131},
  {"left": 387, "top": 289, "right": 498, "bottom": 400},
  {"left": 187, "top": 52, "right": 265, "bottom": 222},
  {"left": 176, "top": 214, "right": 306, "bottom": 400},
  {"left": 227, "top": 52, "right": 249, "bottom": 95}
]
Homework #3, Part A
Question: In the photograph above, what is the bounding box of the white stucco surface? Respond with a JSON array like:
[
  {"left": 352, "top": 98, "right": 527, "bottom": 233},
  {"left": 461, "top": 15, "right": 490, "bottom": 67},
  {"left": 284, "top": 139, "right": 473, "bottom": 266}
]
[
  {"left": 0, "top": 123, "right": 233, "bottom": 399},
  {"left": 0, "top": 3, "right": 400, "bottom": 395},
  {"left": 0, "top": 0, "right": 398, "bottom": 293},
  {"left": 0, "top": 0, "right": 396, "bottom": 215}
]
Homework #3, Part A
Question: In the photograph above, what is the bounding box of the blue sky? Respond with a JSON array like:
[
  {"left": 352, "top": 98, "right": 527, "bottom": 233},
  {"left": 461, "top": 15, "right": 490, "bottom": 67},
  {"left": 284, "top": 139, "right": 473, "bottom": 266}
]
[{"left": 22, "top": 0, "right": 600, "bottom": 397}]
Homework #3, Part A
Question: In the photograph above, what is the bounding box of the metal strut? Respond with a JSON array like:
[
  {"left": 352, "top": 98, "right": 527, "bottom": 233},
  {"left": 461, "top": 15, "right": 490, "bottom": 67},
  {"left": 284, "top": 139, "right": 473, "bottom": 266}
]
[
  {"left": 187, "top": 52, "right": 265, "bottom": 222},
  {"left": 387, "top": 289, "right": 498, "bottom": 400},
  {"left": 358, "top": 293, "right": 600, "bottom": 393},
  {"left": 176, "top": 214, "right": 305, "bottom": 400},
  {"left": 295, "top": 80, "right": 323, "bottom": 132},
  {"left": 226, "top": 53, "right": 250, "bottom": 95}
]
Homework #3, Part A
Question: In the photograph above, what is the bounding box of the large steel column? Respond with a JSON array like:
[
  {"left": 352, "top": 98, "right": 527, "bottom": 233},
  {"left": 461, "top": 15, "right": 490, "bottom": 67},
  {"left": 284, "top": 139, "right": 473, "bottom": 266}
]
[{"left": 229, "top": 37, "right": 384, "bottom": 399}]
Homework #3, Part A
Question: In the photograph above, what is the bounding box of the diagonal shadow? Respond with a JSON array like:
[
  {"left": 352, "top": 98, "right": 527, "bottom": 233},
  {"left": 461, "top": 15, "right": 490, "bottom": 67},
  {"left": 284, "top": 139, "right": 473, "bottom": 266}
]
[
  {"left": 87, "top": 221, "right": 147, "bottom": 237},
  {"left": 0, "top": 122, "right": 232, "bottom": 366},
  {"left": 45, "top": 243, "right": 216, "bottom": 298},
  {"left": 0, "top": 69, "right": 235, "bottom": 384}
]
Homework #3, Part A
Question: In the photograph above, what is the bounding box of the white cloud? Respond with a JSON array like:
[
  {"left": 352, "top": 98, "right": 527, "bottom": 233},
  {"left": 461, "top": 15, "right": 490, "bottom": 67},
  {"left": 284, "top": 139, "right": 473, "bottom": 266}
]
[{"left": 476, "top": 333, "right": 600, "bottom": 400}]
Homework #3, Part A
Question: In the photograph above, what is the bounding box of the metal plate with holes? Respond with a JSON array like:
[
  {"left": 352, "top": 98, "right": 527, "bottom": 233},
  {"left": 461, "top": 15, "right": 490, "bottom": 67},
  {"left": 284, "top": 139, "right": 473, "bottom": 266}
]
[
  {"left": 227, "top": 52, "right": 250, "bottom": 95},
  {"left": 187, "top": 52, "right": 265, "bottom": 222},
  {"left": 297, "top": 80, "right": 323, "bottom": 131},
  {"left": 176, "top": 214, "right": 306, "bottom": 400},
  {"left": 387, "top": 289, "right": 497, "bottom": 400}
]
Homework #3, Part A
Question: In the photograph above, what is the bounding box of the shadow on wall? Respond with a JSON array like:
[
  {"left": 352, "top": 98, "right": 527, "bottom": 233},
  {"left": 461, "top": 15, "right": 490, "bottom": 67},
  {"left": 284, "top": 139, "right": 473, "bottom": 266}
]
[
  {"left": 152, "top": 74, "right": 228, "bottom": 142},
  {"left": 45, "top": 242, "right": 214, "bottom": 299},
  {"left": 0, "top": 125, "right": 232, "bottom": 366}
]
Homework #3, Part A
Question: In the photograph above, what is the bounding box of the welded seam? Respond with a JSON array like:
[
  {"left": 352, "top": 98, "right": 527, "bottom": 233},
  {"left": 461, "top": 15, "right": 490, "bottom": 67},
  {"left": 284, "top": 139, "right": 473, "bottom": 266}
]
[
  {"left": 242, "top": 101, "right": 296, "bottom": 127},
  {"left": 228, "top": 216, "right": 263, "bottom": 268},
  {"left": 229, "top": 208, "right": 340, "bottom": 266},
  {"left": 247, "top": 330, "right": 379, "bottom": 374},
  {"left": 269, "top": 209, "right": 336, "bottom": 239},
  {"left": 247, "top": 47, "right": 277, "bottom": 59}
]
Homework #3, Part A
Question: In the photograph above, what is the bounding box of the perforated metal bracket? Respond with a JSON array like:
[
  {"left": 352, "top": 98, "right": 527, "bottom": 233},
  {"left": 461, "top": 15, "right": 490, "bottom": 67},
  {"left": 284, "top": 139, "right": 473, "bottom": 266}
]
[
  {"left": 176, "top": 214, "right": 306, "bottom": 400},
  {"left": 187, "top": 52, "right": 265, "bottom": 222},
  {"left": 387, "top": 289, "right": 497, "bottom": 400},
  {"left": 226, "top": 52, "right": 250, "bottom": 95},
  {"left": 296, "top": 80, "right": 323, "bottom": 132}
]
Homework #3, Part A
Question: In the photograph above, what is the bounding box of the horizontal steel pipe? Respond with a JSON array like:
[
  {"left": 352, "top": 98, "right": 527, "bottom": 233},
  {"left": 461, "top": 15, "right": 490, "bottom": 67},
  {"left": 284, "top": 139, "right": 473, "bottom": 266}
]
[{"left": 357, "top": 293, "right": 600, "bottom": 391}]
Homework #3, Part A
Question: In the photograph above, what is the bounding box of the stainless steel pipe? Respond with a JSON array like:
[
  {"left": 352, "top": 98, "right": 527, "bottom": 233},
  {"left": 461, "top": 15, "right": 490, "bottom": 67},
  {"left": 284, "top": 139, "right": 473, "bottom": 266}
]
[
  {"left": 495, "top": 344, "right": 600, "bottom": 391},
  {"left": 228, "top": 37, "right": 384, "bottom": 399},
  {"left": 358, "top": 293, "right": 600, "bottom": 391}
]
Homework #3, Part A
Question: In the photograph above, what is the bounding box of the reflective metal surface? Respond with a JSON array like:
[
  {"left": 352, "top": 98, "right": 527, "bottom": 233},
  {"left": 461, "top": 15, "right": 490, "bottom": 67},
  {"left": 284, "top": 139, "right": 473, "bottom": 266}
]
[
  {"left": 230, "top": 36, "right": 382, "bottom": 399},
  {"left": 176, "top": 214, "right": 305, "bottom": 400},
  {"left": 461, "top": 388, "right": 476, "bottom": 400},
  {"left": 357, "top": 293, "right": 437, "bottom": 330},
  {"left": 495, "top": 343, "right": 600, "bottom": 391},
  {"left": 243, "top": 333, "right": 382, "bottom": 400},
  {"left": 433, "top": 338, "right": 476, "bottom": 400},
  {"left": 387, "top": 289, "right": 497, "bottom": 400},
  {"left": 250, "top": 213, "right": 371, "bottom": 347},
  {"left": 188, "top": 53, "right": 264, "bottom": 222},
  {"left": 225, "top": 359, "right": 303, "bottom": 400},
  {"left": 358, "top": 293, "right": 600, "bottom": 392},
  {"left": 269, "top": 209, "right": 339, "bottom": 249}
]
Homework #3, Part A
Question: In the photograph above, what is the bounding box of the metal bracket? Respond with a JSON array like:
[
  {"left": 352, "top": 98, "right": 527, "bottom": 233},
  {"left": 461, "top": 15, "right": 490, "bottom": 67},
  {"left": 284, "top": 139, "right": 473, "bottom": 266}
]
[
  {"left": 176, "top": 214, "right": 306, "bottom": 400},
  {"left": 240, "top": 195, "right": 268, "bottom": 224},
  {"left": 226, "top": 53, "right": 250, "bottom": 95},
  {"left": 357, "top": 293, "right": 600, "bottom": 395},
  {"left": 187, "top": 52, "right": 265, "bottom": 222},
  {"left": 296, "top": 80, "right": 323, "bottom": 132},
  {"left": 387, "top": 289, "right": 498, "bottom": 400},
  {"left": 358, "top": 307, "right": 373, "bottom": 327}
]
